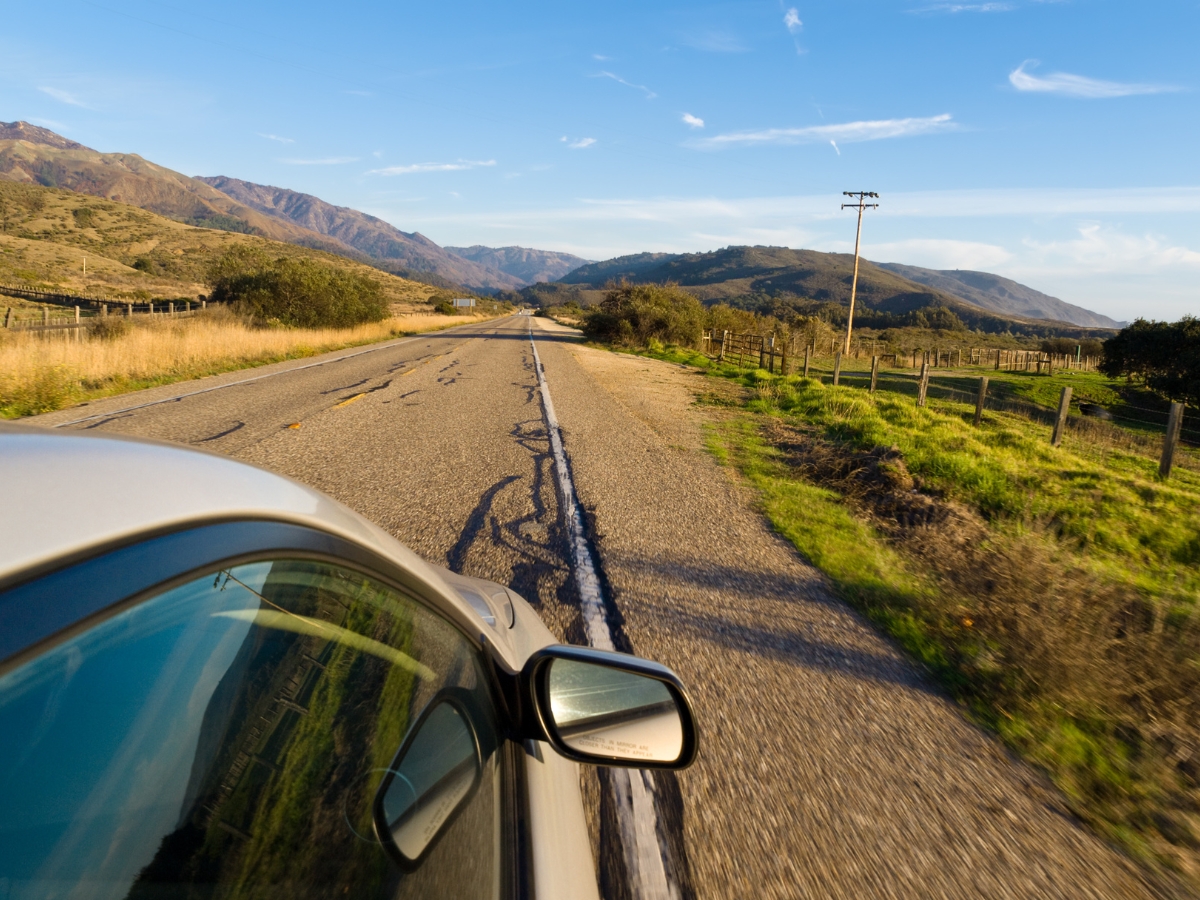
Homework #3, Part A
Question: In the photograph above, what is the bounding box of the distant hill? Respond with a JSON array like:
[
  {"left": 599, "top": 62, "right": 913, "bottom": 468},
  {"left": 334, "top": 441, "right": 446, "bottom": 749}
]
[
  {"left": 0, "top": 123, "right": 353, "bottom": 255},
  {"left": 0, "top": 180, "right": 435, "bottom": 309},
  {"left": 876, "top": 263, "right": 1122, "bottom": 329},
  {"left": 563, "top": 252, "right": 677, "bottom": 286},
  {"left": 198, "top": 175, "right": 522, "bottom": 293},
  {"left": 561, "top": 245, "right": 1114, "bottom": 337},
  {"left": 444, "top": 245, "right": 592, "bottom": 284}
]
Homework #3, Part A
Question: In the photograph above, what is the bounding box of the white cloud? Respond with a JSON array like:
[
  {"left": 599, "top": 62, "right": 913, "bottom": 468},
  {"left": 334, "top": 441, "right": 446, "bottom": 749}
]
[
  {"left": 1008, "top": 61, "right": 1179, "bottom": 98},
  {"left": 568, "top": 137, "right": 596, "bottom": 149},
  {"left": 595, "top": 71, "right": 657, "bottom": 99},
  {"left": 681, "top": 30, "right": 748, "bottom": 53},
  {"left": 368, "top": 159, "right": 496, "bottom": 175},
  {"left": 592, "top": 53, "right": 612, "bottom": 61},
  {"left": 695, "top": 113, "right": 955, "bottom": 148},
  {"left": 280, "top": 157, "right": 358, "bottom": 165},
  {"left": 39, "top": 86, "right": 87, "bottom": 107},
  {"left": 866, "top": 238, "right": 1013, "bottom": 270},
  {"left": 257, "top": 133, "right": 294, "bottom": 144},
  {"left": 1023, "top": 224, "right": 1200, "bottom": 272},
  {"left": 830, "top": 140, "right": 840, "bottom": 156},
  {"left": 783, "top": 8, "right": 802, "bottom": 33},
  {"left": 682, "top": 113, "right": 705, "bottom": 129}
]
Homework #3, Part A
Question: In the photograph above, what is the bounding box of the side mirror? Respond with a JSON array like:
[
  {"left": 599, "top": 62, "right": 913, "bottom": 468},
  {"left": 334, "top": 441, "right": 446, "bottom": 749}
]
[
  {"left": 373, "top": 694, "right": 482, "bottom": 868},
  {"left": 524, "top": 646, "right": 698, "bottom": 769}
]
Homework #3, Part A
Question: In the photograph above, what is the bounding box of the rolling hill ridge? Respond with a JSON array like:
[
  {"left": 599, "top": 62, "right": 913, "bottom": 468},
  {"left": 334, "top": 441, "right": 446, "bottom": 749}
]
[{"left": 198, "top": 175, "right": 522, "bottom": 292}]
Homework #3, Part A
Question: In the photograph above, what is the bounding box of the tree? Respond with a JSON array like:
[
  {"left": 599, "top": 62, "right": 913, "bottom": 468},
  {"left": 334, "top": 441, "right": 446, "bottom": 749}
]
[
  {"left": 583, "top": 282, "right": 705, "bottom": 347},
  {"left": 1100, "top": 317, "right": 1200, "bottom": 407},
  {"left": 206, "top": 248, "right": 388, "bottom": 328}
]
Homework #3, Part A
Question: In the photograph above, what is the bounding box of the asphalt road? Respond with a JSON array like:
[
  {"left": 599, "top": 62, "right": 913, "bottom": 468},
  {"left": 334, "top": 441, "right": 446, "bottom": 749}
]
[{"left": 33, "top": 314, "right": 1159, "bottom": 899}]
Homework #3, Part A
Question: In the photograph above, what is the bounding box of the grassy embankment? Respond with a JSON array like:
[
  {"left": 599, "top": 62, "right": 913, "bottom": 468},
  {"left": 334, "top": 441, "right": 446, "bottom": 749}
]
[
  {"left": 648, "top": 345, "right": 1200, "bottom": 884},
  {"left": 0, "top": 310, "right": 498, "bottom": 418}
]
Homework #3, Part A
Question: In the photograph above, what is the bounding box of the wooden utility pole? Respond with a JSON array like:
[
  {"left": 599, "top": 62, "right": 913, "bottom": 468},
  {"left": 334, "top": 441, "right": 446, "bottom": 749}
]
[{"left": 840, "top": 191, "right": 879, "bottom": 355}]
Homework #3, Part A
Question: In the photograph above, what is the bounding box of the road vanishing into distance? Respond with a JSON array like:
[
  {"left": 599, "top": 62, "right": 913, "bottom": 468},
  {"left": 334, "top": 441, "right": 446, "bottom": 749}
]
[{"left": 33, "top": 314, "right": 1157, "bottom": 900}]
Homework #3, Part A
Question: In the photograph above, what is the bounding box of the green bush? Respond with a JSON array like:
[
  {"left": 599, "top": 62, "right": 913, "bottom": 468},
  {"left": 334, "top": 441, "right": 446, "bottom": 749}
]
[
  {"left": 206, "top": 249, "right": 388, "bottom": 328},
  {"left": 583, "top": 282, "right": 705, "bottom": 348},
  {"left": 1101, "top": 316, "right": 1200, "bottom": 407}
]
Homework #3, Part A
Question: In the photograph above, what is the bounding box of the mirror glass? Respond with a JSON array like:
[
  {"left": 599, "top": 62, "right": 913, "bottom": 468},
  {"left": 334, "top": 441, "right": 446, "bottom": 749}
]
[
  {"left": 546, "top": 659, "right": 684, "bottom": 763},
  {"left": 375, "top": 700, "right": 480, "bottom": 862}
]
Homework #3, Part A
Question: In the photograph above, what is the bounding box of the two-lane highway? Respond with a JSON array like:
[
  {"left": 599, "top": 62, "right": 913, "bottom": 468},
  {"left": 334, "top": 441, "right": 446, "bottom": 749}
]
[{"left": 31, "top": 314, "right": 1156, "bottom": 899}]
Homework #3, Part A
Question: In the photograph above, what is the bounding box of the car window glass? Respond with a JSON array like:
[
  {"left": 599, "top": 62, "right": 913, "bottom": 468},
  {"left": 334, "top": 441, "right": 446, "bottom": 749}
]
[{"left": 0, "top": 558, "right": 504, "bottom": 900}]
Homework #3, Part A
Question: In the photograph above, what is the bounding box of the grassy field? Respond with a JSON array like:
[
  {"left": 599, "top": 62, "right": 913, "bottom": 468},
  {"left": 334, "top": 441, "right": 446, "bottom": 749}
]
[
  {"left": 643, "top": 344, "right": 1200, "bottom": 886},
  {"left": 0, "top": 309, "right": 498, "bottom": 418}
]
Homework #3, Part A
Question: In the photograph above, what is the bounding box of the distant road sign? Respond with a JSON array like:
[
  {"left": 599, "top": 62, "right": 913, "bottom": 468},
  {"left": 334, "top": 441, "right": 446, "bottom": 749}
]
[{"left": 452, "top": 298, "right": 476, "bottom": 308}]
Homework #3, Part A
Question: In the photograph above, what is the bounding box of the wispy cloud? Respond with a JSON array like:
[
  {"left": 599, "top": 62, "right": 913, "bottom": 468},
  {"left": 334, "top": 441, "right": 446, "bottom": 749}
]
[
  {"left": 258, "top": 133, "right": 294, "bottom": 144},
  {"left": 867, "top": 238, "right": 1013, "bottom": 269},
  {"left": 368, "top": 159, "right": 496, "bottom": 175},
  {"left": 39, "top": 86, "right": 87, "bottom": 107},
  {"left": 695, "top": 113, "right": 955, "bottom": 148},
  {"left": 563, "top": 137, "right": 596, "bottom": 149},
  {"left": 910, "top": 2, "right": 1014, "bottom": 12},
  {"left": 592, "top": 53, "right": 612, "bottom": 61},
  {"left": 682, "top": 113, "right": 705, "bottom": 129},
  {"left": 830, "top": 140, "right": 840, "bottom": 156},
  {"left": 680, "top": 30, "right": 747, "bottom": 53},
  {"left": 594, "top": 71, "right": 657, "bottom": 99},
  {"left": 1009, "top": 61, "right": 1179, "bottom": 98},
  {"left": 783, "top": 8, "right": 802, "bottom": 33},
  {"left": 280, "top": 156, "right": 358, "bottom": 165}
]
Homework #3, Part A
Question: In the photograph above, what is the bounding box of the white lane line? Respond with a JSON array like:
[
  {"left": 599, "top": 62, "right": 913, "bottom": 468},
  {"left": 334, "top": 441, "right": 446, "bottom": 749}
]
[
  {"left": 528, "top": 318, "right": 680, "bottom": 900},
  {"left": 49, "top": 317, "right": 499, "bottom": 428}
]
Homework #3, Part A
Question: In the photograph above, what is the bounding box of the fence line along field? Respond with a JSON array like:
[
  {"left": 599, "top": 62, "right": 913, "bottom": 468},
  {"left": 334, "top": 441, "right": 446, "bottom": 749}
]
[{"left": 700, "top": 327, "right": 1196, "bottom": 478}]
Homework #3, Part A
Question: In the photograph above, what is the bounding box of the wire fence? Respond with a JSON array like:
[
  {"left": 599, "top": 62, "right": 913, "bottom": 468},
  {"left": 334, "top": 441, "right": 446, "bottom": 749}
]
[{"left": 701, "top": 329, "right": 1198, "bottom": 477}]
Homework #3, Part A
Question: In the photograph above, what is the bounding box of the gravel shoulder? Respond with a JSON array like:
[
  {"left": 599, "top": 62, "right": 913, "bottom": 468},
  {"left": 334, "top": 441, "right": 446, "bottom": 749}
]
[{"left": 533, "top": 319, "right": 1156, "bottom": 899}]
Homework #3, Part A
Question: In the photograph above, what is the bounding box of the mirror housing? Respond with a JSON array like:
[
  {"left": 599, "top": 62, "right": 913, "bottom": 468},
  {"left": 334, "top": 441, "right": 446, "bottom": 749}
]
[{"left": 521, "top": 645, "right": 698, "bottom": 770}]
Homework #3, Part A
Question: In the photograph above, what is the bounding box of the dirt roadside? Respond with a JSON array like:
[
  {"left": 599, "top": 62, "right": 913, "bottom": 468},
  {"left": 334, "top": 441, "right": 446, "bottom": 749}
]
[{"left": 536, "top": 324, "right": 1160, "bottom": 899}]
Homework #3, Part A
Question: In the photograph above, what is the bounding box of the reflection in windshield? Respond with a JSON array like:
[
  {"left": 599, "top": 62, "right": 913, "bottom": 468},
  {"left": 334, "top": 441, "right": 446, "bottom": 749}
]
[{"left": 0, "top": 559, "right": 502, "bottom": 900}]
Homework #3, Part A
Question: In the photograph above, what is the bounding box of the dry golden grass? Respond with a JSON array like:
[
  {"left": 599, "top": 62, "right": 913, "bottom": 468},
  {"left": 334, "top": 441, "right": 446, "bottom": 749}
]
[{"left": 0, "top": 310, "right": 498, "bottom": 417}]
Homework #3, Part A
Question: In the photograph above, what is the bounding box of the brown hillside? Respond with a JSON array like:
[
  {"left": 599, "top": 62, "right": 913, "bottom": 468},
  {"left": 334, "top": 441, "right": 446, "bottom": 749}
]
[
  {"left": 0, "top": 132, "right": 355, "bottom": 256},
  {"left": 198, "top": 175, "right": 522, "bottom": 291},
  {"left": 0, "top": 181, "right": 435, "bottom": 308}
]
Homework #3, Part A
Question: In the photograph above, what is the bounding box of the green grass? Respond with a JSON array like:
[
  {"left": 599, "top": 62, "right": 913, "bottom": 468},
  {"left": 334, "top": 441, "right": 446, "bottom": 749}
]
[{"left": 639, "top": 342, "right": 1200, "bottom": 882}]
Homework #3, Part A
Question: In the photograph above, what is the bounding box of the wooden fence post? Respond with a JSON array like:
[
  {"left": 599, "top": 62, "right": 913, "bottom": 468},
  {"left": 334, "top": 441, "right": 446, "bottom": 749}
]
[
  {"left": 768, "top": 335, "right": 776, "bottom": 374},
  {"left": 718, "top": 330, "right": 728, "bottom": 361},
  {"left": 974, "top": 376, "right": 988, "bottom": 426},
  {"left": 802, "top": 344, "right": 811, "bottom": 378},
  {"left": 43, "top": 307, "right": 50, "bottom": 326},
  {"left": 869, "top": 355, "right": 879, "bottom": 393},
  {"left": 1160, "top": 402, "right": 1185, "bottom": 478},
  {"left": 917, "top": 361, "right": 930, "bottom": 407},
  {"left": 101, "top": 303, "right": 108, "bottom": 317},
  {"left": 1051, "top": 386, "right": 1072, "bottom": 446},
  {"left": 74, "top": 305, "right": 80, "bottom": 324},
  {"left": 833, "top": 351, "right": 842, "bottom": 386},
  {"left": 4, "top": 307, "right": 11, "bottom": 328},
  {"left": 781, "top": 338, "right": 789, "bottom": 375}
]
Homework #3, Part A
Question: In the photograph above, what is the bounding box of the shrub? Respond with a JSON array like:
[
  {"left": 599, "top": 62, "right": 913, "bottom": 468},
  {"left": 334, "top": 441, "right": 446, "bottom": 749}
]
[
  {"left": 89, "top": 316, "right": 131, "bottom": 341},
  {"left": 1101, "top": 316, "right": 1200, "bottom": 406},
  {"left": 433, "top": 300, "right": 456, "bottom": 315},
  {"left": 583, "top": 282, "right": 705, "bottom": 348},
  {"left": 206, "top": 249, "right": 388, "bottom": 328}
]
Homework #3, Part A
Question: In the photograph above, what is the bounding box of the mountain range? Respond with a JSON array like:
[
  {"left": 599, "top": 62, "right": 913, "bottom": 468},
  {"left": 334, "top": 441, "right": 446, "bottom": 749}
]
[
  {"left": 0, "top": 121, "right": 1119, "bottom": 331},
  {"left": 875, "top": 264, "right": 1123, "bottom": 329},
  {"left": 559, "top": 246, "right": 1116, "bottom": 336}
]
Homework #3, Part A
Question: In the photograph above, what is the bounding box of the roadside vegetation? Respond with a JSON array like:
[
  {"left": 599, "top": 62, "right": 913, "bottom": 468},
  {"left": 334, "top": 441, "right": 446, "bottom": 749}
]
[
  {"left": 0, "top": 307, "right": 498, "bottom": 418},
  {"left": 578, "top": 283, "right": 1200, "bottom": 887}
]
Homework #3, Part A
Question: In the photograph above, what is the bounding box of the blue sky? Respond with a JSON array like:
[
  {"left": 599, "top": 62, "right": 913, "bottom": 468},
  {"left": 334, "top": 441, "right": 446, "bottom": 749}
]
[{"left": 2, "top": 0, "right": 1198, "bottom": 319}]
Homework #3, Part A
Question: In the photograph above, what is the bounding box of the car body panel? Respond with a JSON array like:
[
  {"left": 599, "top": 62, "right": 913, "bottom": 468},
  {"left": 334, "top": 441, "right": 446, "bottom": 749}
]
[{"left": 0, "top": 424, "right": 602, "bottom": 898}]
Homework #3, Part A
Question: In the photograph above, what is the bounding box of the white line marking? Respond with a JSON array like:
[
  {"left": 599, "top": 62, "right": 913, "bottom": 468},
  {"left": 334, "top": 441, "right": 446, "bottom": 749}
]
[{"left": 528, "top": 318, "right": 680, "bottom": 900}]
